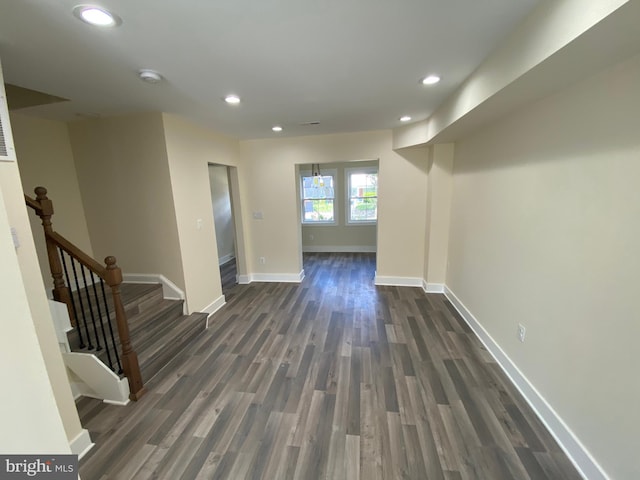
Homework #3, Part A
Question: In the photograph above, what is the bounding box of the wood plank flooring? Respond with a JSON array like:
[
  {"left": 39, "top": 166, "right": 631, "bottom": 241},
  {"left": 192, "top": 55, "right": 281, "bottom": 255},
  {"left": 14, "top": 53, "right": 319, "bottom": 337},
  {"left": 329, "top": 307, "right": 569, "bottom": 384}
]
[
  {"left": 220, "top": 258, "right": 238, "bottom": 299},
  {"left": 78, "top": 253, "right": 581, "bottom": 479}
]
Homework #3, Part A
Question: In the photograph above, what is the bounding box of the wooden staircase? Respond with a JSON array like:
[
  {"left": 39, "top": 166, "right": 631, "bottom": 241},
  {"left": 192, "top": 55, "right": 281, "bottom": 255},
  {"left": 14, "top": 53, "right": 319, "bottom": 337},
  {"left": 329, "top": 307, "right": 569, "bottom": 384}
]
[
  {"left": 68, "top": 283, "right": 207, "bottom": 383},
  {"left": 25, "top": 186, "right": 207, "bottom": 401}
]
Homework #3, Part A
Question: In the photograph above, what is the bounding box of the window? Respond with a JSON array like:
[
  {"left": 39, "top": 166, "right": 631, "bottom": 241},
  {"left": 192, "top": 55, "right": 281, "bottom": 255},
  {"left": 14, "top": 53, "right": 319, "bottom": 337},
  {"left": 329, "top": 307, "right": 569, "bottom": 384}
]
[
  {"left": 347, "top": 168, "right": 377, "bottom": 223},
  {"left": 301, "top": 170, "right": 336, "bottom": 224}
]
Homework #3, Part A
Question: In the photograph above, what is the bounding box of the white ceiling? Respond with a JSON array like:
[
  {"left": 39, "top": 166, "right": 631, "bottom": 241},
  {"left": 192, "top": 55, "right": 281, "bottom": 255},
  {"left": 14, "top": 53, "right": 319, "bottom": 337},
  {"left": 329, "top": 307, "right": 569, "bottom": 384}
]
[{"left": 0, "top": 0, "right": 540, "bottom": 139}]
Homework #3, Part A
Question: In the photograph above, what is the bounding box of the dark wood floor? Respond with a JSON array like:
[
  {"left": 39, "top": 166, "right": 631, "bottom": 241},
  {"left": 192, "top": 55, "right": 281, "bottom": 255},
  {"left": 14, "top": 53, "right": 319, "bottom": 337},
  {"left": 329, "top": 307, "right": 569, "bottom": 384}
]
[
  {"left": 78, "top": 253, "right": 581, "bottom": 479},
  {"left": 220, "top": 258, "right": 238, "bottom": 298}
]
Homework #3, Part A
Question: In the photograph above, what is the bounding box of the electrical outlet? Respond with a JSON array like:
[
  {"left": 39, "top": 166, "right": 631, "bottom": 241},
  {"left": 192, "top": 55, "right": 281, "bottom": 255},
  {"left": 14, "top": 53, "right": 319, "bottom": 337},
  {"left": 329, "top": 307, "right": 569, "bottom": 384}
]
[
  {"left": 259, "top": 257, "right": 266, "bottom": 264},
  {"left": 309, "top": 234, "right": 314, "bottom": 241},
  {"left": 518, "top": 324, "right": 526, "bottom": 342}
]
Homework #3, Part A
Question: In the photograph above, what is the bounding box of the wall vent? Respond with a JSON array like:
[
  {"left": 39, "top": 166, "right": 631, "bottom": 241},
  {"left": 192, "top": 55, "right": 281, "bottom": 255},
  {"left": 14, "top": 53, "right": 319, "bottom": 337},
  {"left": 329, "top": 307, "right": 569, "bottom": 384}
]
[
  {"left": 0, "top": 112, "right": 7, "bottom": 157},
  {"left": 0, "top": 60, "right": 17, "bottom": 162}
]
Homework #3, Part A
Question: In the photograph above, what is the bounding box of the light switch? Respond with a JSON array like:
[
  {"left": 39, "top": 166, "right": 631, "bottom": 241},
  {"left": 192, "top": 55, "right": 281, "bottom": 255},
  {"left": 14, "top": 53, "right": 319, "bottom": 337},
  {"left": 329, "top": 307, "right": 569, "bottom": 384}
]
[
  {"left": 196, "top": 218, "right": 203, "bottom": 230},
  {"left": 252, "top": 211, "right": 264, "bottom": 220},
  {"left": 11, "top": 227, "right": 19, "bottom": 248}
]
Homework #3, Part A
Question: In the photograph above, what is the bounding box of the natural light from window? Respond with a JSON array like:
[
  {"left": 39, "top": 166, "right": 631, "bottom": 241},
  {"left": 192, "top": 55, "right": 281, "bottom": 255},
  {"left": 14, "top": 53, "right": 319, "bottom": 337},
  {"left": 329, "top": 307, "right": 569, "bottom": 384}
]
[
  {"left": 301, "top": 173, "right": 335, "bottom": 223},
  {"left": 348, "top": 170, "right": 377, "bottom": 223}
]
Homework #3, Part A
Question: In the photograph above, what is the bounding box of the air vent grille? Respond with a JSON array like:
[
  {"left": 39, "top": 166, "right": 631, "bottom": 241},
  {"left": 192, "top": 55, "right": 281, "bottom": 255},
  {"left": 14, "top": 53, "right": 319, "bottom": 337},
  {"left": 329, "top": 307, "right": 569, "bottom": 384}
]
[{"left": 0, "top": 114, "right": 7, "bottom": 157}]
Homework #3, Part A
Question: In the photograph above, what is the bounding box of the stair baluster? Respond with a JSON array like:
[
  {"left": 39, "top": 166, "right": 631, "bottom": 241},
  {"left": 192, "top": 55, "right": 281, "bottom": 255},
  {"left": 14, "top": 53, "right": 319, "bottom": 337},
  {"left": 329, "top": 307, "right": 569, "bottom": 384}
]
[{"left": 25, "top": 186, "right": 145, "bottom": 401}]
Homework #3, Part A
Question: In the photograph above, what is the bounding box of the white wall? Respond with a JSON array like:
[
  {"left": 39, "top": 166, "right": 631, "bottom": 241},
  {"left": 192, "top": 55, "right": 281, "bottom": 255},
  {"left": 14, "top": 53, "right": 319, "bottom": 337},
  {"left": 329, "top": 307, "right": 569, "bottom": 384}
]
[
  {"left": 0, "top": 179, "right": 72, "bottom": 454},
  {"left": 162, "top": 114, "right": 241, "bottom": 312},
  {"left": 0, "top": 150, "right": 85, "bottom": 450},
  {"left": 68, "top": 113, "right": 185, "bottom": 293},
  {"left": 239, "top": 130, "right": 427, "bottom": 282},
  {"left": 11, "top": 113, "right": 93, "bottom": 291},
  {"left": 447, "top": 52, "right": 640, "bottom": 480},
  {"left": 208, "top": 164, "right": 236, "bottom": 263}
]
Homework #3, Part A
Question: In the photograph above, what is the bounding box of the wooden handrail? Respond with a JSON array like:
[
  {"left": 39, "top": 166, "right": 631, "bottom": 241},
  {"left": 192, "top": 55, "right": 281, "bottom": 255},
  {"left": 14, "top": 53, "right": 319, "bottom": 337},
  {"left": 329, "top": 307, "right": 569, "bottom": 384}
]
[
  {"left": 24, "top": 194, "right": 42, "bottom": 213},
  {"left": 24, "top": 186, "right": 146, "bottom": 401},
  {"left": 46, "top": 231, "right": 106, "bottom": 278}
]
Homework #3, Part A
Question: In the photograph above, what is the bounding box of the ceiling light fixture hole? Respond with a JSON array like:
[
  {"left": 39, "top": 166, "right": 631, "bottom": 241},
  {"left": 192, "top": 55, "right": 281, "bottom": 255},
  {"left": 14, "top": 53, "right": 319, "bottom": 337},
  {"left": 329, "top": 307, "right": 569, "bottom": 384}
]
[
  {"left": 421, "top": 75, "right": 441, "bottom": 85},
  {"left": 73, "top": 5, "right": 122, "bottom": 27},
  {"left": 138, "top": 69, "right": 163, "bottom": 84}
]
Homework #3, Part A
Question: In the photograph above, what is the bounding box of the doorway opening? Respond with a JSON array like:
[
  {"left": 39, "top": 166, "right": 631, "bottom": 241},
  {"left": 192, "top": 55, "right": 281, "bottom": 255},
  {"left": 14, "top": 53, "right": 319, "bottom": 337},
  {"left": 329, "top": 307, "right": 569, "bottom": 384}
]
[
  {"left": 296, "top": 160, "right": 379, "bottom": 272},
  {"left": 208, "top": 164, "right": 238, "bottom": 295}
]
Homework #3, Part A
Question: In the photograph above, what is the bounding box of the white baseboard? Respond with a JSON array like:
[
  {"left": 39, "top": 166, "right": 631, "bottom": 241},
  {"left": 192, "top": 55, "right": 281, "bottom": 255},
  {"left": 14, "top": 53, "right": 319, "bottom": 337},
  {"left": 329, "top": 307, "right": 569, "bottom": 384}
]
[
  {"left": 374, "top": 274, "right": 423, "bottom": 287},
  {"left": 238, "top": 270, "right": 305, "bottom": 284},
  {"left": 218, "top": 253, "right": 235, "bottom": 266},
  {"left": 123, "top": 273, "right": 186, "bottom": 312},
  {"left": 444, "top": 286, "right": 609, "bottom": 480},
  {"left": 202, "top": 295, "right": 226, "bottom": 328},
  {"left": 422, "top": 281, "right": 445, "bottom": 293},
  {"left": 302, "top": 245, "right": 376, "bottom": 253},
  {"left": 70, "top": 428, "right": 94, "bottom": 460}
]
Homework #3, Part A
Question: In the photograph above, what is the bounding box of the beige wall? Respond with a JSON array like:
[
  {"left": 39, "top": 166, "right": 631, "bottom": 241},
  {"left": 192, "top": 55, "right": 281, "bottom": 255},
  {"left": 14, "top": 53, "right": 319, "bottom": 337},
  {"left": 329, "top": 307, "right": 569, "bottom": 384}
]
[
  {"left": 447, "top": 52, "right": 640, "bottom": 480},
  {"left": 240, "top": 131, "right": 427, "bottom": 279},
  {"left": 10, "top": 113, "right": 93, "bottom": 291},
  {"left": 393, "top": 0, "right": 629, "bottom": 148},
  {"left": 0, "top": 178, "right": 73, "bottom": 454},
  {"left": 162, "top": 113, "right": 241, "bottom": 311},
  {"left": 0, "top": 160, "right": 84, "bottom": 447},
  {"left": 68, "top": 113, "right": 185, "bottom": 292},
  {"left": 425, "top": 144, "right": 453, "bottom": 285},
  {"left": 301, "top": 160, "right": 378, "bottom": 251}
]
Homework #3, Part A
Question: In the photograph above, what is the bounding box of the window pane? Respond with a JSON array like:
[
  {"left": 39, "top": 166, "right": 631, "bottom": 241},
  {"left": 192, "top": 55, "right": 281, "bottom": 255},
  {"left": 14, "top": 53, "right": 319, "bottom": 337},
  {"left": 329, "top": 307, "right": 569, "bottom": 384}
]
[
  {"left": 350, "top": 198, "right": 377, "bottom": 221},
  {"left": 302, "top": 175, "right": 334, "bottom": 200},
  {"left": 348, "top": 171, "right": 377, "bottom": 222},
  {"left": 303, "top": 199, "right": 334, "bottom": 222}
]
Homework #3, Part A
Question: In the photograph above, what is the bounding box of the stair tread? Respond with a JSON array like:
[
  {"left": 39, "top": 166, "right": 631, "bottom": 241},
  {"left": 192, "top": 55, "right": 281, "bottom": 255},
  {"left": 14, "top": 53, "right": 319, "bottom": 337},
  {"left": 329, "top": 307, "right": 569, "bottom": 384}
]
[{"left": 67, "top": 280, "right": 208, "bottom": 389}]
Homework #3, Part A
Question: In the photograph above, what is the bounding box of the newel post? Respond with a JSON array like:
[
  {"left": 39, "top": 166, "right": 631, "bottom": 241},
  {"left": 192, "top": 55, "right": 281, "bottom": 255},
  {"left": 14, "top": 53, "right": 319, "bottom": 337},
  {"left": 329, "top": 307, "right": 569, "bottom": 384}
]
[
  {"left": 104, "top": 256, "right": 146, "bottom": 401},
  {"left": 34, "top": 187, "right": 75, "bottom": 325}
]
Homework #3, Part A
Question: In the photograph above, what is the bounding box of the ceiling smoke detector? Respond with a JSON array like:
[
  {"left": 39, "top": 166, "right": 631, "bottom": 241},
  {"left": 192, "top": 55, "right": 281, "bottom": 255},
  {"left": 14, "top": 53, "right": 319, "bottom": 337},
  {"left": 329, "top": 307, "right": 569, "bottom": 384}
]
[{"left": 138, "top": 69, "right": 163, "bottom": 84}]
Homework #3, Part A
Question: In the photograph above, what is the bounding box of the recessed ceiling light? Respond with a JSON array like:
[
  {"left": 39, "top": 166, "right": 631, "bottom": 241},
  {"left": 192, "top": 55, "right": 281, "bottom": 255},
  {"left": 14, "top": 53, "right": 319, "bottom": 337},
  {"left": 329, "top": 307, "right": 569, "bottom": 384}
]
[
  {"left": 400, "top": 116, "right": 412, "bottom": 122},
  {"left": 224, "top": 94, "right": 241, "bottom": 105},
  {"left": 73, "top": 5, "right": 121, "bottom": 27},
  {"left": 138, "top": 69, "right": 163, "bottom": 84},
  {"left": 272, "top": 126, "right": 283, "bottom": 132},
  {"left": 421, "top": 75, "right": 441, "bottom": 85}
]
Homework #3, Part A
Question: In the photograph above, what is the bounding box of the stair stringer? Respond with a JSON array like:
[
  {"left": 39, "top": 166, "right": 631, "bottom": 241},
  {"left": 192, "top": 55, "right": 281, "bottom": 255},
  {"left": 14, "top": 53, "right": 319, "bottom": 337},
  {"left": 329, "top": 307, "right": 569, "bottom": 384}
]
[
  {"left": 63, "top": 352, "right": 130, "bottom": 405},
  {"left": 49, "top": 299, "right": 130, "bottom": 405}
]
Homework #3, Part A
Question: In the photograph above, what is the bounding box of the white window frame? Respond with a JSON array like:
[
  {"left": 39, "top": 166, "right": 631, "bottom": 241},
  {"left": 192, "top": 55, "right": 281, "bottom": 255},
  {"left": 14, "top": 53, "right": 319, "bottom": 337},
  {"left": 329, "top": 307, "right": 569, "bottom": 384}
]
[
  {"left": 300, "top": 168, "right": 338, "bottom": 225},
  {"left": 346, "top": 167, "right": 378, "bottom": 225}
]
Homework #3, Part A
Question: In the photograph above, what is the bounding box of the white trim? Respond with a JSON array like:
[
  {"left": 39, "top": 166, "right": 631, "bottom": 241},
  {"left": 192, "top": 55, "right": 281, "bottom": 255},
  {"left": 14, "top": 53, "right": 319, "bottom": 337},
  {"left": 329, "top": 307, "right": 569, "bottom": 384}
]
[
  {"left": 202, "top": 295, "right": 226, "bottom": 328},
  {"left": 422, "top": 280, "right": 445, "bottom": 293},
  {"left": 238, "top": 270, "right": 305, "bottom": 284},
  {"left": 374, "top": 274, "right": 423, "bottom": 287},
  {"left": 303, "top": 245, "right": 376, "bottom": 253},
  {"left": 123, "top": 273, "right": 186, "bottom": 312},
  {"left": 63, "top": 352, "right": 130, "bottom": 405},
  {"left": 69, "top": 429, "right": 94, "bottom": 460},
  {"left": 102, "top": 398, "right": 130, "bottom": 406},
  {"left": 444, "top": 286, "right": 609, "bottom": 480},
  {"left": 218, "top": 253, "right": 235, "bottom": 266}
]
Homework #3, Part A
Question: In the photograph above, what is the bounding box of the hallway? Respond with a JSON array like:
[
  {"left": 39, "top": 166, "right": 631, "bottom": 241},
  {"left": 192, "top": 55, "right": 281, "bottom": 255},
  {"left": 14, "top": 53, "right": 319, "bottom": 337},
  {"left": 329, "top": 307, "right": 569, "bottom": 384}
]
[{"left": 78, "top": 253, "right": 580, "bottom": 479}]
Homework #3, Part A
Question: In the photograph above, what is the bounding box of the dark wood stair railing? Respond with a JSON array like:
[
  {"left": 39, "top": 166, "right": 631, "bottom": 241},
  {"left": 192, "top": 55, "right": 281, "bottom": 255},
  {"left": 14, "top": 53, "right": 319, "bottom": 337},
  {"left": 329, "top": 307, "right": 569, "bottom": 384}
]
[{"left": 25, "top": 186, "right": 146, "bottom": 401}]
